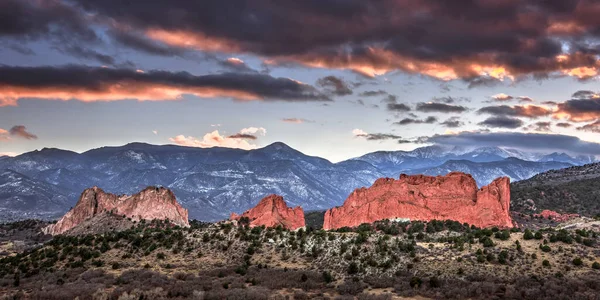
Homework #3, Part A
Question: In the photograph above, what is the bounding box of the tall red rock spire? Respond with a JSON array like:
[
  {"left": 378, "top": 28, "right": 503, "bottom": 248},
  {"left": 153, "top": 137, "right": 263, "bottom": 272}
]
[
  {"left": 230, "top": 194, "right": 305, "bottom": 230},
  {"left": 43, "top": 186, "right": 189, "bottom": 235}
]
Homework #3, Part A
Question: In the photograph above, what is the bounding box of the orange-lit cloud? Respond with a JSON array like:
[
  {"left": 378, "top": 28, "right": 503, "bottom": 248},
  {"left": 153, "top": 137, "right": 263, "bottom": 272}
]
[
  {"left": 0, "top": 152, "right": 18, "bottom": 157},
  {"left": 0, "top": 84, "right": 259, "bottom": 107},
  {"left": 169, "top": 127, "right": 267, "bottom": 150},
  {"left": 0, "top": 128, "right": 10, "bottom": 142},
  {"left": 169, "top": 130, "right": 258, "bottom": 150},
  {"left": 146, "top": 29, "right": 241, "bottom": 53},
  {"left": 0, "top": 65, "right": 329, "bottom": 106}
]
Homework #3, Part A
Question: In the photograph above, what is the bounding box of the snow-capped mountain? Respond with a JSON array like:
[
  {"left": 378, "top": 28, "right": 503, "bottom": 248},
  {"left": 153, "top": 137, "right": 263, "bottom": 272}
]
[
  {"left": 0, "top": 142, "right": 384, "bottom": 221},
  {"left": 0, "top": 142, "right": 593, "bottom": 222},
  {"left": 407, "top": 158, "right": 573, "bottom": 187},
  {"left": 348, "top": 145, "right": 594, "bottom": 177}
]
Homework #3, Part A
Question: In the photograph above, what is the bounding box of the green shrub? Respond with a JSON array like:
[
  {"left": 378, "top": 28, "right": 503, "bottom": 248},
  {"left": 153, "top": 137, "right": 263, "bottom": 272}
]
[{"left": 542, "top": 260, "right": 551, "bottom": 267}]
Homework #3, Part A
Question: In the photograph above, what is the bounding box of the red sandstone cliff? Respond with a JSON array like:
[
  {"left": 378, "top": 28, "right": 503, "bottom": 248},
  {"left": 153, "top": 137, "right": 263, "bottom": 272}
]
[
  {"left": 230, "top": 194, "right": 305, "bottom": 230},
  {"left": 323, "top": 172, "right": 512, "bottom": 230},
  {"left": 43, "top": 186, "right": 189, "bottom": 235}
]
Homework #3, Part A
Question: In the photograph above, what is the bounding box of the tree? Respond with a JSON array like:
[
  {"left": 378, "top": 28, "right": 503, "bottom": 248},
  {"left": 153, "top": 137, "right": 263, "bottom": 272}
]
[
  {"left": 523, "top": 229, "right": 534, "bottom": 240},
  {"left": 572, "top": 258, "right": 583, "bottom": 266},
  {"left": 592, "top": 262, "right": 600, "bottom": 270},
  {"left": 534, "top": 231, "right": 543, "bottom": 240},
  {"left": 348, "top": 262, "right": 359, "bottom": 274},
  {"left": 322, "top": 271, "right": 334, "bottom": 283}
]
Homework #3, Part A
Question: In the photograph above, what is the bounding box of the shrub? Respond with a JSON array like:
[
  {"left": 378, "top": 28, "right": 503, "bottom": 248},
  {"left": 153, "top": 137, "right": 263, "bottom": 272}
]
[
  {"left": 523, "top": 229, "right": 534, "bottom": 240},
  {"left": 542, "top": 260, "right": 551, "bottom": 267},
  {"left": 112, "top": 262, "right": 120, "bottom": 270},
  {"left": 592, "top": 262, "right": 600, "bottom": 270},
  {"left": 409, "top": 276, "right": 422, "bottom": 288},
  {"left": 348, "top": 262, "right": 359, "bottom": 274},
  {"left": 572, "top": 258, "right": 583, "bottom": 266},
  {"left": 322, "top": 271, "right": 334, "bottom": 283},
  {"left": 429, "top": 276, "right": 441, "bottom": 288}
]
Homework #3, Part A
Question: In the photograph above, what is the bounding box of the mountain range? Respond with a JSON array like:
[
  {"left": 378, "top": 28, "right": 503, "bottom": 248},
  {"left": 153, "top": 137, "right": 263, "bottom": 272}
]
[{"left": 0, "top": 142, "right": 594, "bottom": 222}]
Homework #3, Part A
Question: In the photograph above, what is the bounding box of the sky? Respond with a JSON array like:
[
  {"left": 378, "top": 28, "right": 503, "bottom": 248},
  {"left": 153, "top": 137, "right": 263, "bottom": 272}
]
[{"left": 1, "top": 0, "right": 600, "bottom": 162}]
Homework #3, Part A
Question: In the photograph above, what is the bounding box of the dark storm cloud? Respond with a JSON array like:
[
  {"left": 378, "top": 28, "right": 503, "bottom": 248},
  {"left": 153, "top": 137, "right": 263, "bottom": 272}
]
[
  {"left": 440, "top": 117, "right": 464, "bottom": 128},
  {"left": 555, "top": 122, "right": 573, "bottom": 128},
  {"left": 387, "top": 103, "right": 411, "bottom": 112},
  {"left": 525, "top": 121, "right": 552, "bottom": 132},
  {"left": 0, "top": 65, "right": 330, "bottom": 105},
  {"left": 517, "top": 96, "right": 534, "bottom": 102},
  {"left": 555, "top": 98, "right": 600, "bottom": 122},
  {"left": 576, "top": 120, "right": 600, "bottom": 133},
  {"left": 354, "top": 131, "right": 405, "bottom": 141},
  {"left": 56, "top": 45, "right": 116, "bottom": 66},
  {"left": 425, "top": 131, "right": 600, "bottom": 155},
  {"left": 0, "top": 0, "right": 95, "bottom": 41},
  {"left": 416, "top": 102, "right": 467, "bottom": 113},
  {"left": 478, "top": 116, "right": 523, "bottom": 129},
  {"left": 228, "top": 133, "right": 257, "bottom": 140},
  {"left": 463, "top": 76, "right": 503, "bottom": 89},
  {"left": 394, "top": 116, "right": 437, "bottom": 126},
  {"left": 541, "top": 101, "right": 558, "bottom": 106},
  {"left": 108, "top": 29, "right": 190, "bottom": 57},
  {"left": 3, "top": 0, "right": 599, "bottom": 80},
  {"left": 571, "top": 90, "right": 599, "bottom": 99},
  {"left": 477, "top": 105, "right": 552, "bottom": 118},
  {"left": 9, "top": 125, "right": 37, "bottom": 139},
  {"left": 316, "top": 76, "right": 353, "bottom": 96},
  {"left": 363, "top": 133, "right": 403, "bottom": 141},
  {"left": 432, "top": 96, "right": 470, "bottom": 104},
  {"left": 359, "top": 90, "right": 388, "bottom": 97}
]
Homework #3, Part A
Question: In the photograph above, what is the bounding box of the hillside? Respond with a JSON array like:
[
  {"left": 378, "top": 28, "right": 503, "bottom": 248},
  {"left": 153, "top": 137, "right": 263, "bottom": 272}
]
[
  {"left": 511, "top": 163, "right": 600, "bottom": 216},
  {"left": 1, "top": 219, "right": 599, "bottom": 299}
]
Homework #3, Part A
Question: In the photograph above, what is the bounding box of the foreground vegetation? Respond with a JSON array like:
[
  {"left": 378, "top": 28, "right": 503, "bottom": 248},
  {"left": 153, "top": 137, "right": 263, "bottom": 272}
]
[{"left": 0, "top": 217, "right": 599, "bottom": 299}]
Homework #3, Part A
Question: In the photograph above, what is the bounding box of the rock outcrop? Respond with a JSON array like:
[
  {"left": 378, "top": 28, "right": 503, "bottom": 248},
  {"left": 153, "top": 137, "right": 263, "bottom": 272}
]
[
  {"left": 534, "top": 210, "right": 579, "bottom": 222},
  {"left": 323, "top": 172, "right": 512, "bottom": 230},
  {"left": 230, "top": 194, "right": 305, "bottom": 230},
  {"left": 43, "top": 186, "right": 189, "bottom": 235}
]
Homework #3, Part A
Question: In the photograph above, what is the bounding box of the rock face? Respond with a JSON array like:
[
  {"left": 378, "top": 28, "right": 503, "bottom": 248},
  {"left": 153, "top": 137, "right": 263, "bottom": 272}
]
[
  {"left": 535, "top": 210, "right": 579, "bottom": 222},
  {"left": 230, "top": 194, "right": 305, "bottom": 230},
  {"left": 43, "top": 186, "right": 189, "bottom": 235},
  {"left": 323, "top": 172, "right": 512, "bottom": 230}
]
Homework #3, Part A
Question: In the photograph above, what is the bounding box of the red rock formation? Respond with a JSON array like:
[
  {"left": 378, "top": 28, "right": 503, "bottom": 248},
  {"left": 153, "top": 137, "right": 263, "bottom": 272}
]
[
  {"left": 230, "top": 194, "right": 305, "bottom": 230},
  {"left": 43, "top": 186, "right": 189, "bottom": 235},
  {"left": 323, "top": 172, "right": 513, "bottom": 230},
  {"left": 535, "top": 210, "right": 579, "bottom": 222}
]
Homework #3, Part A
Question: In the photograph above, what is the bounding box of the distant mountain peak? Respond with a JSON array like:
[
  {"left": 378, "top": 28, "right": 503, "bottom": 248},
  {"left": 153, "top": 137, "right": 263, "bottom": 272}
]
[{"left": 263, "top": 142, "right": 293, "bottom": 151}]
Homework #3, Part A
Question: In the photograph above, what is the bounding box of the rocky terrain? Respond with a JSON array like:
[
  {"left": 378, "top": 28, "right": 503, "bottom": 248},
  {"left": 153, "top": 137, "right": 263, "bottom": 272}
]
[
  {"left": 230, "top": 195, "right": 305, "bottom": 230},
  {"left": 324, "top": 172, "right": 512, "bottom": 230},
  {"left": 0, "top": 143, "right": 589, "bottom": 222},
  {"left": 0, "top": 217, "right": 599, "bottom": 299},
  {"left": 43, "top": 186, "right": 189, "bottom": 235}
]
